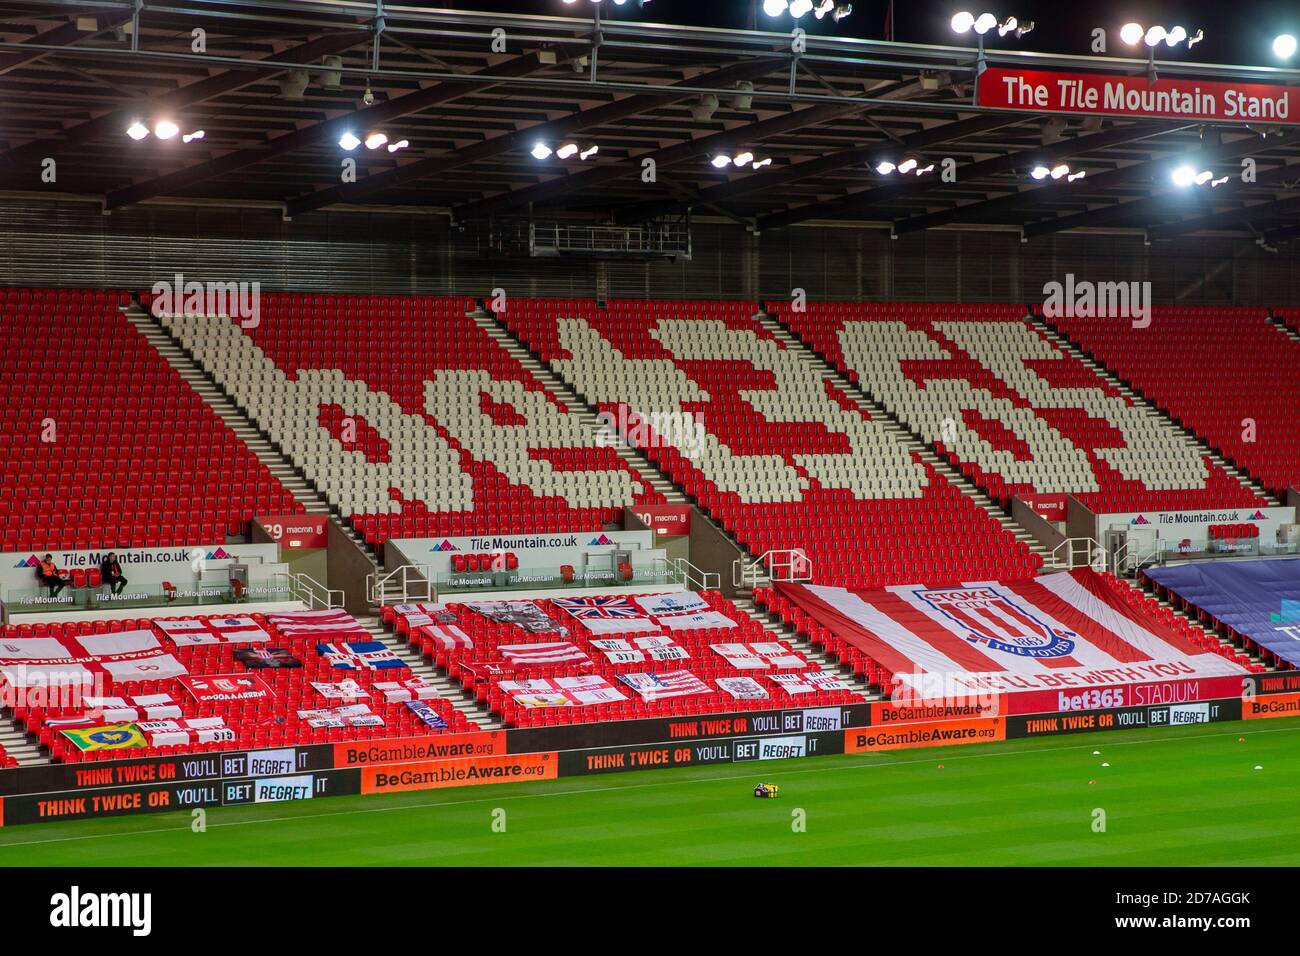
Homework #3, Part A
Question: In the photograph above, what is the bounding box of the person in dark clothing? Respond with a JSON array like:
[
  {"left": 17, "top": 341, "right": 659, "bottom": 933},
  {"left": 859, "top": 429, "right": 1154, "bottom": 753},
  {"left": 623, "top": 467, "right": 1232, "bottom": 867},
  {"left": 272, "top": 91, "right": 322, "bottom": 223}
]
[
  {"left": 100, "top": 552, "right": 128, "bottom": 595},
  {"left": 36, "top": 554, "right": 68, "bottom": 596}
]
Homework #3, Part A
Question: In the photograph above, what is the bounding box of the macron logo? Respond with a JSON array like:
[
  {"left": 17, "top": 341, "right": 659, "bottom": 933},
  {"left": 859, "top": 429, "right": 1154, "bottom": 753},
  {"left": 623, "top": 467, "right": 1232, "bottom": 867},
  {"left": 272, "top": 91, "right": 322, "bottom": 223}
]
[{"left": 50, "top": 886, "right": 152, "bottom": 937}]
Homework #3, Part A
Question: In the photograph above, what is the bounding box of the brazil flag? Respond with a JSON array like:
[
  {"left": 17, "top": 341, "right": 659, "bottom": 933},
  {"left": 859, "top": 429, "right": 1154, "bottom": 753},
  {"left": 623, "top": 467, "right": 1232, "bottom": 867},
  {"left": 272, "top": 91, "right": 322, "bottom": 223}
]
[{"left": 60, "top": 723, "right": 147, "bottom": 752}]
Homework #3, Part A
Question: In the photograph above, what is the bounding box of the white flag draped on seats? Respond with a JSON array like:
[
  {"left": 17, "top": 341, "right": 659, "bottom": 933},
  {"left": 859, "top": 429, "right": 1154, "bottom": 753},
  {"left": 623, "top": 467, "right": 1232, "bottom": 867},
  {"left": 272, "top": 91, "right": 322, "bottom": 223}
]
[
  {"left": 296, "top": 703, "right": 384, "bottom": 728},
  {"left": 658, "top": 610, "right": 738, "bottom": 631},
  {"left": 500, "top": 675, "right": 627, "bottom": 708},
  {"left": 716, "top": 676, "right": 769, "bottom": 700},
  {"left": 590, "top": 636, "right": 690, "bottom": 663},
  {"left": 769, "top": 671, "right": 850, "bottom": 695},
  {"left": 633, "top": 592, "right": 710, "bottom": 616},
  {"left": 711, "top": 642, "right": 807, "bottom": 670},
  {"left": 373, "top": 676, "right": 441, "bottom": 703},
  {"left": 0, "top": 630, "right": 187, "bottom": 687},
  {"left": 155, "top": 617, "right": 270, "bottom": 646},
  {"left": 138, "top": 716, "right": 234, "bottom": 747}
]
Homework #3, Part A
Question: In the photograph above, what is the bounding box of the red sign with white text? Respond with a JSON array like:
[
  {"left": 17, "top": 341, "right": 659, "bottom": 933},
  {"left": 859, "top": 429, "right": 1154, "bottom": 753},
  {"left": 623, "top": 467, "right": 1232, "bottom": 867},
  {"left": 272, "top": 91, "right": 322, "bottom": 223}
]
[
  {"left": 258, "top": 514, "right": 329, "bottom": 549},
  {"left": 1020, "top": 493, "right": 1069, "bottom": 522},
  {"left": 978, "top": 68, "right": 1299, "bottom": 125},
  {"left": 626, "top": 505, "right": 691, "bottom": 537}
]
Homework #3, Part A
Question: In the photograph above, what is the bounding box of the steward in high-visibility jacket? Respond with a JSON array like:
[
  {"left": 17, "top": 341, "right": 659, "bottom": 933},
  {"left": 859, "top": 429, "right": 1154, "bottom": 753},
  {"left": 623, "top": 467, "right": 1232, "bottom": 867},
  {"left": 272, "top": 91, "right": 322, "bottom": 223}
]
[{"left": 36, "top": 554, "right": 68, "bottom": 596}]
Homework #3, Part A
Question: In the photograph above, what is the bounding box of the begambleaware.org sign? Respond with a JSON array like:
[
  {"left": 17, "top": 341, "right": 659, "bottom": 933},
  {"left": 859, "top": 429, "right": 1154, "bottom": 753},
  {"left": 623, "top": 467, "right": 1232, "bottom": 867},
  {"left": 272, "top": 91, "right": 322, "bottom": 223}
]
[{"left": 978, "top": 68, "right": 1299, "bottom": 124}]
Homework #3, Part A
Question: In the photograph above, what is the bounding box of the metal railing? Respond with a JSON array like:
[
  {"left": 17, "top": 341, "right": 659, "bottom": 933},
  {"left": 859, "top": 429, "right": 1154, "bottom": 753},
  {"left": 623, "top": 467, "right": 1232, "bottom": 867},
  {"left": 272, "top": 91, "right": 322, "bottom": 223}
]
[
  {"left": 278, "top": 572, "right": 344, "bottom": 610},
  {"left": 1049, "top": 537, "right": 1104, "bottom": 571},
  {"left": 367, "top": 564, "right": 434, "bottom": 606},
  {"left": 1110, "top": 540, "right": 1165, "bottom": 576},
  {"left": 733, "top": 549, "right": 812, "bottom": 590},
  {"left": 666, "top": 557, "right": 721, "bottom": 592}
]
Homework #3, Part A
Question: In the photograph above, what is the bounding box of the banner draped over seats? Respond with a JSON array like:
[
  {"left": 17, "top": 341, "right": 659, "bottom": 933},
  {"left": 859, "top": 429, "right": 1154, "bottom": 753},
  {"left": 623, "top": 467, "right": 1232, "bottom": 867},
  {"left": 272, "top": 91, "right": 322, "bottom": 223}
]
[
  {"left": 776, "top": 569, "right": 1247, "bottom": 711},
  {"left": 1145, "top": 558, "right": 1300, "bottom": 668}
]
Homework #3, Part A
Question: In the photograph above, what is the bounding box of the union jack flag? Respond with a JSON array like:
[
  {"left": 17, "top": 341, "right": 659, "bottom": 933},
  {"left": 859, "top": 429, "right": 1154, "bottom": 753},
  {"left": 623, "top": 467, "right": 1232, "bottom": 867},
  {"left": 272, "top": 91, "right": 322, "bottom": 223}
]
[
  {"left": 552, "top": 597, "right": 656, "bottom": 635},
  {"left": 553, "top": 597, "right": 642, "bottom": 619}
]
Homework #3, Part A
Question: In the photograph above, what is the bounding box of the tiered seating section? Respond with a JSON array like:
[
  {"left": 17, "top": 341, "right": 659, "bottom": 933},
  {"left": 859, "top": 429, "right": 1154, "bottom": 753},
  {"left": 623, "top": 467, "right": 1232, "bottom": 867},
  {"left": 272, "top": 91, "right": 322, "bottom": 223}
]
[
  {"left": 1140, "top": 570, "right": 1283, "bottom": 671},
  {"left": 775, "top": 302, "right": 1266, "bottom": 514},
  {"left": 151, "top": 293, "right": 663, "bottom": 548},
  {"left": 499, "top": 298, "right": 1040, "bottom": 587},
  {"left": 388, "top": 592, "right": 858, "bottom": 727},
  {"left": 0, "top": 288, "right": 301, "bottom": 551},
  {"left": 0, "top": 744, "right": 14, "bottom": 770},
  {"left": 1045, "top": 305, "right": 1300, "bottom": 496},
  {"left": 757, "top": 571, "right": 1262, "bottom": 701},
  {"left": 1, "top": 610, "right": 474, "bottom": 764}
]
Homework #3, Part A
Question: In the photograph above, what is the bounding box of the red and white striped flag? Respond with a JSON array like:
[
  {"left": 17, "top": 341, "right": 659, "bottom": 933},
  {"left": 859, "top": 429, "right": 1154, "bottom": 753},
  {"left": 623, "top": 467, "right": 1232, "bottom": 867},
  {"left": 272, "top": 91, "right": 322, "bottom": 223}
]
[
  {"left": 777, "top": 569, "right": 1248, "bottom": 700},
  {"left": 44, "top": 693, "right": 183, "bottom": 729},
  {"left": 266, "top": 609, "right": 367, "bottom": 639},
  {"left": 417, "top": 624, "right": 474, "bottom": 650},
  {"left": 498, "top": 642, "right": 591, "bottom": 667}
]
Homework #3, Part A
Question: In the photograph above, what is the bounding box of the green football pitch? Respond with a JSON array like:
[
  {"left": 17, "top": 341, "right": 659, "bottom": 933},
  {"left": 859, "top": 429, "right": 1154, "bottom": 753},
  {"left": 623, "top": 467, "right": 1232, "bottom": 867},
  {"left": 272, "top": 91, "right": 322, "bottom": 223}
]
[{"left": 3, "top": 716, "right": 1299, "bottom": 866}]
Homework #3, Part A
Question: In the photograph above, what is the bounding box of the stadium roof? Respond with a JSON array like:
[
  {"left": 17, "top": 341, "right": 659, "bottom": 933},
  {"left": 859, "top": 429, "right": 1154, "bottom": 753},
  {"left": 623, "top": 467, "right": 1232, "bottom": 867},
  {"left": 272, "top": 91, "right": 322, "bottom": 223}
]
[{"left": 2, "top": 0, "right": 1300, "bottom": 246}]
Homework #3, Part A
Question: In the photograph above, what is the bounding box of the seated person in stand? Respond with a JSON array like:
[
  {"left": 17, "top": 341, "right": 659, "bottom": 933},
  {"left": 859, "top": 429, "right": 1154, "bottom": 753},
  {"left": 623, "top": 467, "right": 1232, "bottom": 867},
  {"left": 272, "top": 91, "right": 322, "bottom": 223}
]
[
  {"left": 100, "top": 552, "right": 129, "bottom": 595},
  {"left": 36, "top": 554, "right": 68, "bottom": 596}
]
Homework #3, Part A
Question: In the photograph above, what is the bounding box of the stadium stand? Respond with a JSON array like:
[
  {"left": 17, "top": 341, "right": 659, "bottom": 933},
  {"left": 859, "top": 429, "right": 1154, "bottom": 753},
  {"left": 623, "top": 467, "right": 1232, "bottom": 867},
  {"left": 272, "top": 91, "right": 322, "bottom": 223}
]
[
  {"left": 0, "top": 288, "right": 302, "bottom": 552},
  {"left": 1, "top": 609, "right": 475, "bottom": 763},
  {"left": 497, "top": 298, "right": 1041, "bottom": 587},
  {"left": 773, "top": 302, "right": 1268, "bottom": 513},
  {"left": 1039, "top": 305, "right": 1298, "bottom": 497},
  {"left": 148, "top": 293, "right": 665, "bottom": 548},
  {"left": 756, "top": 569, "right": 1262, "bottom": 704},
  {"left": 388, "top": 591, "right": 860, "bottom": 727}
]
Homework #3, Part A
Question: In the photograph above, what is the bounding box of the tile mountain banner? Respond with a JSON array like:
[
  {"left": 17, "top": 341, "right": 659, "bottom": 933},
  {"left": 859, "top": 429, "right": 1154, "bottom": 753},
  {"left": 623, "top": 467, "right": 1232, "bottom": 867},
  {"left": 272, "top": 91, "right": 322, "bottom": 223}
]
[
  {"left": 775, "top": 569, "right": 1247, "bottom": 704},
  {"left": 0, "top": 630, "right": 187, "bottom": 687},
  {"left": 1146, "top": 558, "right": 1300, "bottom": 668}
]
